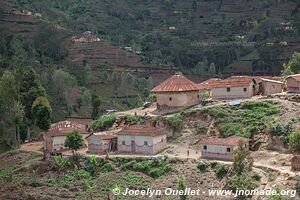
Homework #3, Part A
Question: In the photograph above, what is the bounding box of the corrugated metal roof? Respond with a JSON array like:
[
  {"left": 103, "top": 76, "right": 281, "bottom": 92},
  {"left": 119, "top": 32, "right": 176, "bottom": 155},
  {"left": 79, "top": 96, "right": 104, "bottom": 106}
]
[
  {"left": 86, "top": 129, "right": 120, "bottom": 140},
  {"left": 210, "top": 76, "right": 255, "bottom": 88},
  {"left": 198, "top": 136, "right": 250, "bottom": 146},
  {"left": 151, "top": 74, "right": 199, "bottom": 93},
  {"left": 117, "top": 125, "right": 168, "bottom": 137},
  {"left": 46, "top": 120, "right": 89, "bottom": 137},
  {"left": 287, "top": 74, "right": 300, "bottom": 82},
  {"left": 197, "top": 78, "right": 221, "bottom": 90}
]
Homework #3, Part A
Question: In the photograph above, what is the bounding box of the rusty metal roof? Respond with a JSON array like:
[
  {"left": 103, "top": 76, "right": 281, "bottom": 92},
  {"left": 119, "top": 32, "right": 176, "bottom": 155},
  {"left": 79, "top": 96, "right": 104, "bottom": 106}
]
[
  {"left": 86, "top": 129, "right": 120, "bottom": 140},
  {"left": 46, "top": 120, "right": 89, "bottom": 137},
  {"left": 197, "top": 78, "right": 221, "bottom": 90},
  {"left": 198, "top": 136, "right": 250, "bottom": 146},
  {"left": 117, "top": 125, "right": 168, "bottom": 137},
  {"left": 210, "top": 76, "right": 255, "bottom": 88},
  {"left": 151, "top": 74, "right": 199, "bottom": 93},
  {"left": 287, "top": 74, "right": 300, "bottom": 82}
]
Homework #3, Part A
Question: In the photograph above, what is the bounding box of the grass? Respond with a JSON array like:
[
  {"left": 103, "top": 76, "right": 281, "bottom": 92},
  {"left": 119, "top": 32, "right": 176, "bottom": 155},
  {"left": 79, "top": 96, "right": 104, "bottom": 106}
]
[{"left": 203, "top": 101, "right": 281, "bottom": 138}]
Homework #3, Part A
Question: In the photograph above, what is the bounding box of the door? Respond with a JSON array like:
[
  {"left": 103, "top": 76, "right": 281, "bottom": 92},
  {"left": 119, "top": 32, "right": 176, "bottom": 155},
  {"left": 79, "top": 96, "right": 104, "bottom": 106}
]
[{"left": 131, "top": 140, "right": 136, "bottom": 152}]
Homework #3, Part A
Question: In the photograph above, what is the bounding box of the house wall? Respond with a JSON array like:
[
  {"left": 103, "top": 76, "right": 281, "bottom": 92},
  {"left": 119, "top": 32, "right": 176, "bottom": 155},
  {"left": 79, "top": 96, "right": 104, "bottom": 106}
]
[
  {"left": 87, "top": 135, "right": 111, "bottom": 154},
  {"left": 117, "top": 135, "right": 167, "bottom": 155},
  {"left": 200, "top": 142, "right": 249, "bottom": 161},
  {"left": 287, "top": 78, "right": 300, "bottom": 93},
  {"left": 52, "top": 136, "right": 67, "bottom": 152},
  {"left": 211, "top": 83, "right": 254, "bottom": 99},
  {"left": 262, "top": 81, "right": 283, "bottom": 96},
  {"left": 156, "top": 91, "right": 199, "bottom": 108}
]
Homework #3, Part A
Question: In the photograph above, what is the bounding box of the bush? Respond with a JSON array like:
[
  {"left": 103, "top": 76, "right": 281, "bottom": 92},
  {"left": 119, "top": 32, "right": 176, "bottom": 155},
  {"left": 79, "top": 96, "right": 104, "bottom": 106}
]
[
  {"left": 53, "top": 156, "right": 70, "bottom": 171},
  {"left": 252, "top": 172, "right": 261, "bottom": 181},
  {"left": 215, "top": 163, "right": 227, "bottom": 178},
  {"left": 228, "top": 174, "right": 259, "bottom": 193},
  {"left": 102, "top": 163, "right": 113, "bottom": 173},
  {"left": 166, "top": 114, "right": 183, "bottom": 133},
  {"left": 197, "top": 160, "right": 209, "bottom": 172},
  {"left": 90, "top": 114, "right": 116, "bottom": 131},
  {"left": 288, "top": 130, "right": 300, "bottom": 152},
  {"left": 123, "top": 114, "right": 144, "bottom": 125}
]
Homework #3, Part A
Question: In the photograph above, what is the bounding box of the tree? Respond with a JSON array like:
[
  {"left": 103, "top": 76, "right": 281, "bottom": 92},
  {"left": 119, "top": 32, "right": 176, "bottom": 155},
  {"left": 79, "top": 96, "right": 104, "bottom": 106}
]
[
  {"left": 91, "top": 92, "right": 101, "bottom": 119},
  {"left": 208, "top": 63, "right": 216, "bottom": 76},
  {"left": 288, "top": 130, "right": 300, "bottom": 152},
  {"left": 17, "top": 67, "right": 45, "bottom": 140},
  {"left": 32, "top": 96, "right": 52, "bottom": 130},
  {"left": 64, "top": 130, "right": 83, "bottom": 155},
  {"left": 177, "top": 176, "right": 188, "bottom": 200},
  {"left": 283, "top": 52, "right": 300, "bottom": 74},
  {"left": 233, "top": 142, "right": 253, "bottom": 175}
]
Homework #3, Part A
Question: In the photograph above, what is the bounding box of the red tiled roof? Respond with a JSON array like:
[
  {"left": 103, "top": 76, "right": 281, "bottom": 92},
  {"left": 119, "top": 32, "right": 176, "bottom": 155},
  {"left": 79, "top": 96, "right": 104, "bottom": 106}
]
[
  {"left": 117, "top": 125, "right": 168, "bottom": 137},
  {"left": 287, "top": 74, "right": 300, "bottom": 82},
  {"left": 46, "top": 120, "right": 89, "bottom": 137},
  {"left": 151, "top": 74, "right": 199, "bottom": 93},
  {"left": 198, "top": 136, "right": 250, "bottom": 146},
  {"left": 210, "top": 76, "right": 255, "bottom": 88},
  {"left": 65, "top": 117, "right": 93, "bottom": 126},
  {"left": 197, "top": 78, "right": 221, "bottom": 90},
  {"left": 86, "top": 129, "right": 120, "bottom": 140}
]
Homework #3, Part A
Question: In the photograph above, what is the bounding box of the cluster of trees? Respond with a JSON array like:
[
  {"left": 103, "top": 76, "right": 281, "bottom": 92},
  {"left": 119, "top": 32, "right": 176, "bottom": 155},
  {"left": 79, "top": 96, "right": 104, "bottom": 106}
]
[{"left": 0, "top": 67, "right": 52, "bottom": 148}]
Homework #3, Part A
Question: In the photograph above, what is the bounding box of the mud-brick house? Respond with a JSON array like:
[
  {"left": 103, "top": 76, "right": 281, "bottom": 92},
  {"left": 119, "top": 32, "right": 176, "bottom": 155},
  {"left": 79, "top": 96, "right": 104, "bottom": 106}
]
[
  {"left": 260, "top": 78, "right": 283, "bottom": 96},
  {"left": 286, "top": 74, "right": 300, "bottom": 93},
  {"left": 117, "top": 125, "right": 168, "bottom": 155},
  {"left": 43, "top": 120, "right": 89, "bottom": 153},
  {"left": 151, "top": 74, "right": 200, "bottom": 109},
  {"left": 198, "top": 136, "right": 250, "bottom": 161},
  {"left": 86, "top": 129, "right": 119, "bottom": 154},
  {"left": 291, "top": 155, "right": 300, "bottom": 171},
  {"left": 210, "top": 76, "right": 256, "bottom": 99}
]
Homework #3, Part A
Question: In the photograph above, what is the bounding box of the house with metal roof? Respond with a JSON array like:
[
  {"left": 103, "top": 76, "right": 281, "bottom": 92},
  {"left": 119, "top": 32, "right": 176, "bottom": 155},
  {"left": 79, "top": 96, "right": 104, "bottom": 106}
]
[
  {"left": 198, "top": 136, "right": 250, "bottom": 161},
  {"left": 43, "top": 120, "right": 90, "bottom": 154},
  {"left": 286, "top": 74, "right": 300, "bottom": 93},
  {"left": 210, "top": 76, "right": 257, "bottom": 99},
  {"left": 117, "top": 125, "right": 168, "bottom": 155},
  {"left": 151, "top": 73, "right": 200, "bottom": 109},
  {"left": 86, "top": 129, "right": 119, "bottom": 154}
]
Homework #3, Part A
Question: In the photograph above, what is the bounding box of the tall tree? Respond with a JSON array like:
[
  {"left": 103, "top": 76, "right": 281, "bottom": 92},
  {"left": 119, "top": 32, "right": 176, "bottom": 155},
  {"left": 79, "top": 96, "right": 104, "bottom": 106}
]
[
  {"left": 32, "top": 96, "right": 52, "bottom": 131},
  {"left": 233, "top": 143, "right": 253, "bottom": 175},
  {"left": 91, "top": 92, "right": 101, "bottom": 119},
  {"left": 17, "top": 67, "right": 45, "bottom": 140}
]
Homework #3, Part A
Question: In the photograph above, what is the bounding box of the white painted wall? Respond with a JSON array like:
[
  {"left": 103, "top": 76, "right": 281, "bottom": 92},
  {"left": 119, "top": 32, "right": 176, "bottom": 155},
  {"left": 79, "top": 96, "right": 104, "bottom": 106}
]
[{"left": 52, "top": 136, "right": 66, "bottom": 151}]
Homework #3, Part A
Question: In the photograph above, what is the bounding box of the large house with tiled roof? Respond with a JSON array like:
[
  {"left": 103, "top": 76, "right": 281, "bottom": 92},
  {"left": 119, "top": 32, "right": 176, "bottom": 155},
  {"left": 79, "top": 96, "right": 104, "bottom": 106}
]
[
  {"left": 151, "top": 73, "right": 200, "bottom": 109},
  {"left": 286, "top": 74, "right": 300, "bottom": 93},
  {"left": 210, "top": 76, "right": 256, "bottom": 99},
  {"left": 43, "top": 120, "right": 90, "bottom": 153},
  {"left": 117, "top": 125, "right": 168, "bottom": 154},
  {"left": 198, "top": 136, "right": 250, "bottom": 161}
]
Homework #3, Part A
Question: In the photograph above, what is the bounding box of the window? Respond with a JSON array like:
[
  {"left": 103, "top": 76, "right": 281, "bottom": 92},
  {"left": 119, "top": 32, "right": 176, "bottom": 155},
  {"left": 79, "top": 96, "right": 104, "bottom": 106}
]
[
  {"left": 227, "top": 87, "right": 231, "bottom": 92},
  {"left": 197, "top": 94, "right": 200, "bottom": 99},
  {"left": 243, "top": 88, "right": 247, "bottom": 92},
  {"left": 203, "top": 145, "right": 207, "bottom": 150},
  {"left": 144, "top": 141, "right": 148, "bottom": 146},
  {"left": 227, "top": 147, "right": 231, "bottom": 152},
  {"left": 169, "top": 97, "right": 172, "bottom": 101},
  {"left": 122, "top": 141, "right": 125, "bottom": 145}
]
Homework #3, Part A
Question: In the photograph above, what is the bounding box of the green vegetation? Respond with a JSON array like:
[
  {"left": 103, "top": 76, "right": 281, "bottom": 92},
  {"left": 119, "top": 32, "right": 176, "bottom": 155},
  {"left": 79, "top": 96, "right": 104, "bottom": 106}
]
[
  {"left": 203, "top": 101, "right": 281, "bottom": 138},
  {"left": 288, "top": 130, "right": 300, "bottom": 152},
  {"left": 214, "top": 163, "right": 227, "bottom": 179},
  {"left": 166, "top": 114, "right": 184, "bottom": 134},
  {"left": 281, "top": 52, "right": 300, "bottom": 75},
  {"left": 197, "top": 160, "right": 209, "bottom": 172},
  {"left": 123, "top": 114, "right": 144, "bottom": 125},
  {"left": 266, "top": 118, "right": 295, "bottom": 143},
  {"left": 32, "top": 96, "right": 52, "bottom": 131},
  {"left": 90, "top": 114, "right": 117, "bottom": 131},
  {"left": 177, "top": 176, "right": 188, "bottom": 200},
  {"left": 64, "top": 130, "right": 84, "bottom": 155},
  {"left": 112, "top": 157, "right": 173, "bottom": 178}
]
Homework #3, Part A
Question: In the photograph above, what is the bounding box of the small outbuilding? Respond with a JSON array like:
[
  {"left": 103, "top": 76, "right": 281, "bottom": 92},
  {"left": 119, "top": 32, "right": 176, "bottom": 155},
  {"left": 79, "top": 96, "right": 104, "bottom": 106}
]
[
  {"left": 86, "top": 129, "right": 119, "bottom": 154},
  {"left": 117, "top": 125, "right": 168, "bottom": 155},
  {"left": 151, "top": 73, "right": 200, "bottom": 109},
  {"left": 260, "top": 78, "right": 283, "bottom": 96},
  {"left": 198, "top": 136, "right": 250, "bottom": 161},
  {"left": 286, "top": 74, "right": 300, "bottom": 93}
]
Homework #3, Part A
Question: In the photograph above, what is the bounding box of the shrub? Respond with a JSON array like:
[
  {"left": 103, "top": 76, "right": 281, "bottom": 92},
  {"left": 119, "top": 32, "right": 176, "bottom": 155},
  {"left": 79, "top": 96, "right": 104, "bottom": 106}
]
[
  {"left": 166, "top": 114, "right": 183, "bottom": 133},
  {"left": 228, "top": 174, "right": 259, "bottom": 193},
  {"left": 102, "top": 163, "right": 113, "bottom": 173},
  {"left": 53, "top": 156, "right": 70, "bottom": 171},
  {"left": 90, "top": 114, "right": 116, "bottom": 131},
  {"left": 288, "top": 130, "right": 300, "bottom": 152},
  {"left": 252, "top": 172, "right": 261, "bottom": 181},
  {"left": 215, "top": 163, "right": 227, "bottom": 178},
  {"left": 197, "top": 160, "right": 209, "bottom": 172},
  {"left": 123, "top": 114, "right": 144, "bottom": 125}
]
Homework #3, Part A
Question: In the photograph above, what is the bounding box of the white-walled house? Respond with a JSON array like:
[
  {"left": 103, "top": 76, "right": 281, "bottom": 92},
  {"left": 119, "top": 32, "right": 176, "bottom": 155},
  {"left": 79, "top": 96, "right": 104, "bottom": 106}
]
[
  {"left": 286, "top": 74, "right": 300, "bottom": 93},
  {"left": 43, "top": 120, "right": 89, "bottom": 153},
  {"left": 198, "top": 136, "right": 250, "bottom": 161},
  {"left": 260, "top": 78, "right": 283, "bottom": 96},
  {"left": 210, "top": 76, "right": 256, "bottom": 99},
  {"left": 117, "top": 125, "right": 168, "bottom": 155},
  {"left": 86, "top": 129, "right": 119, "bottom": 154}
]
